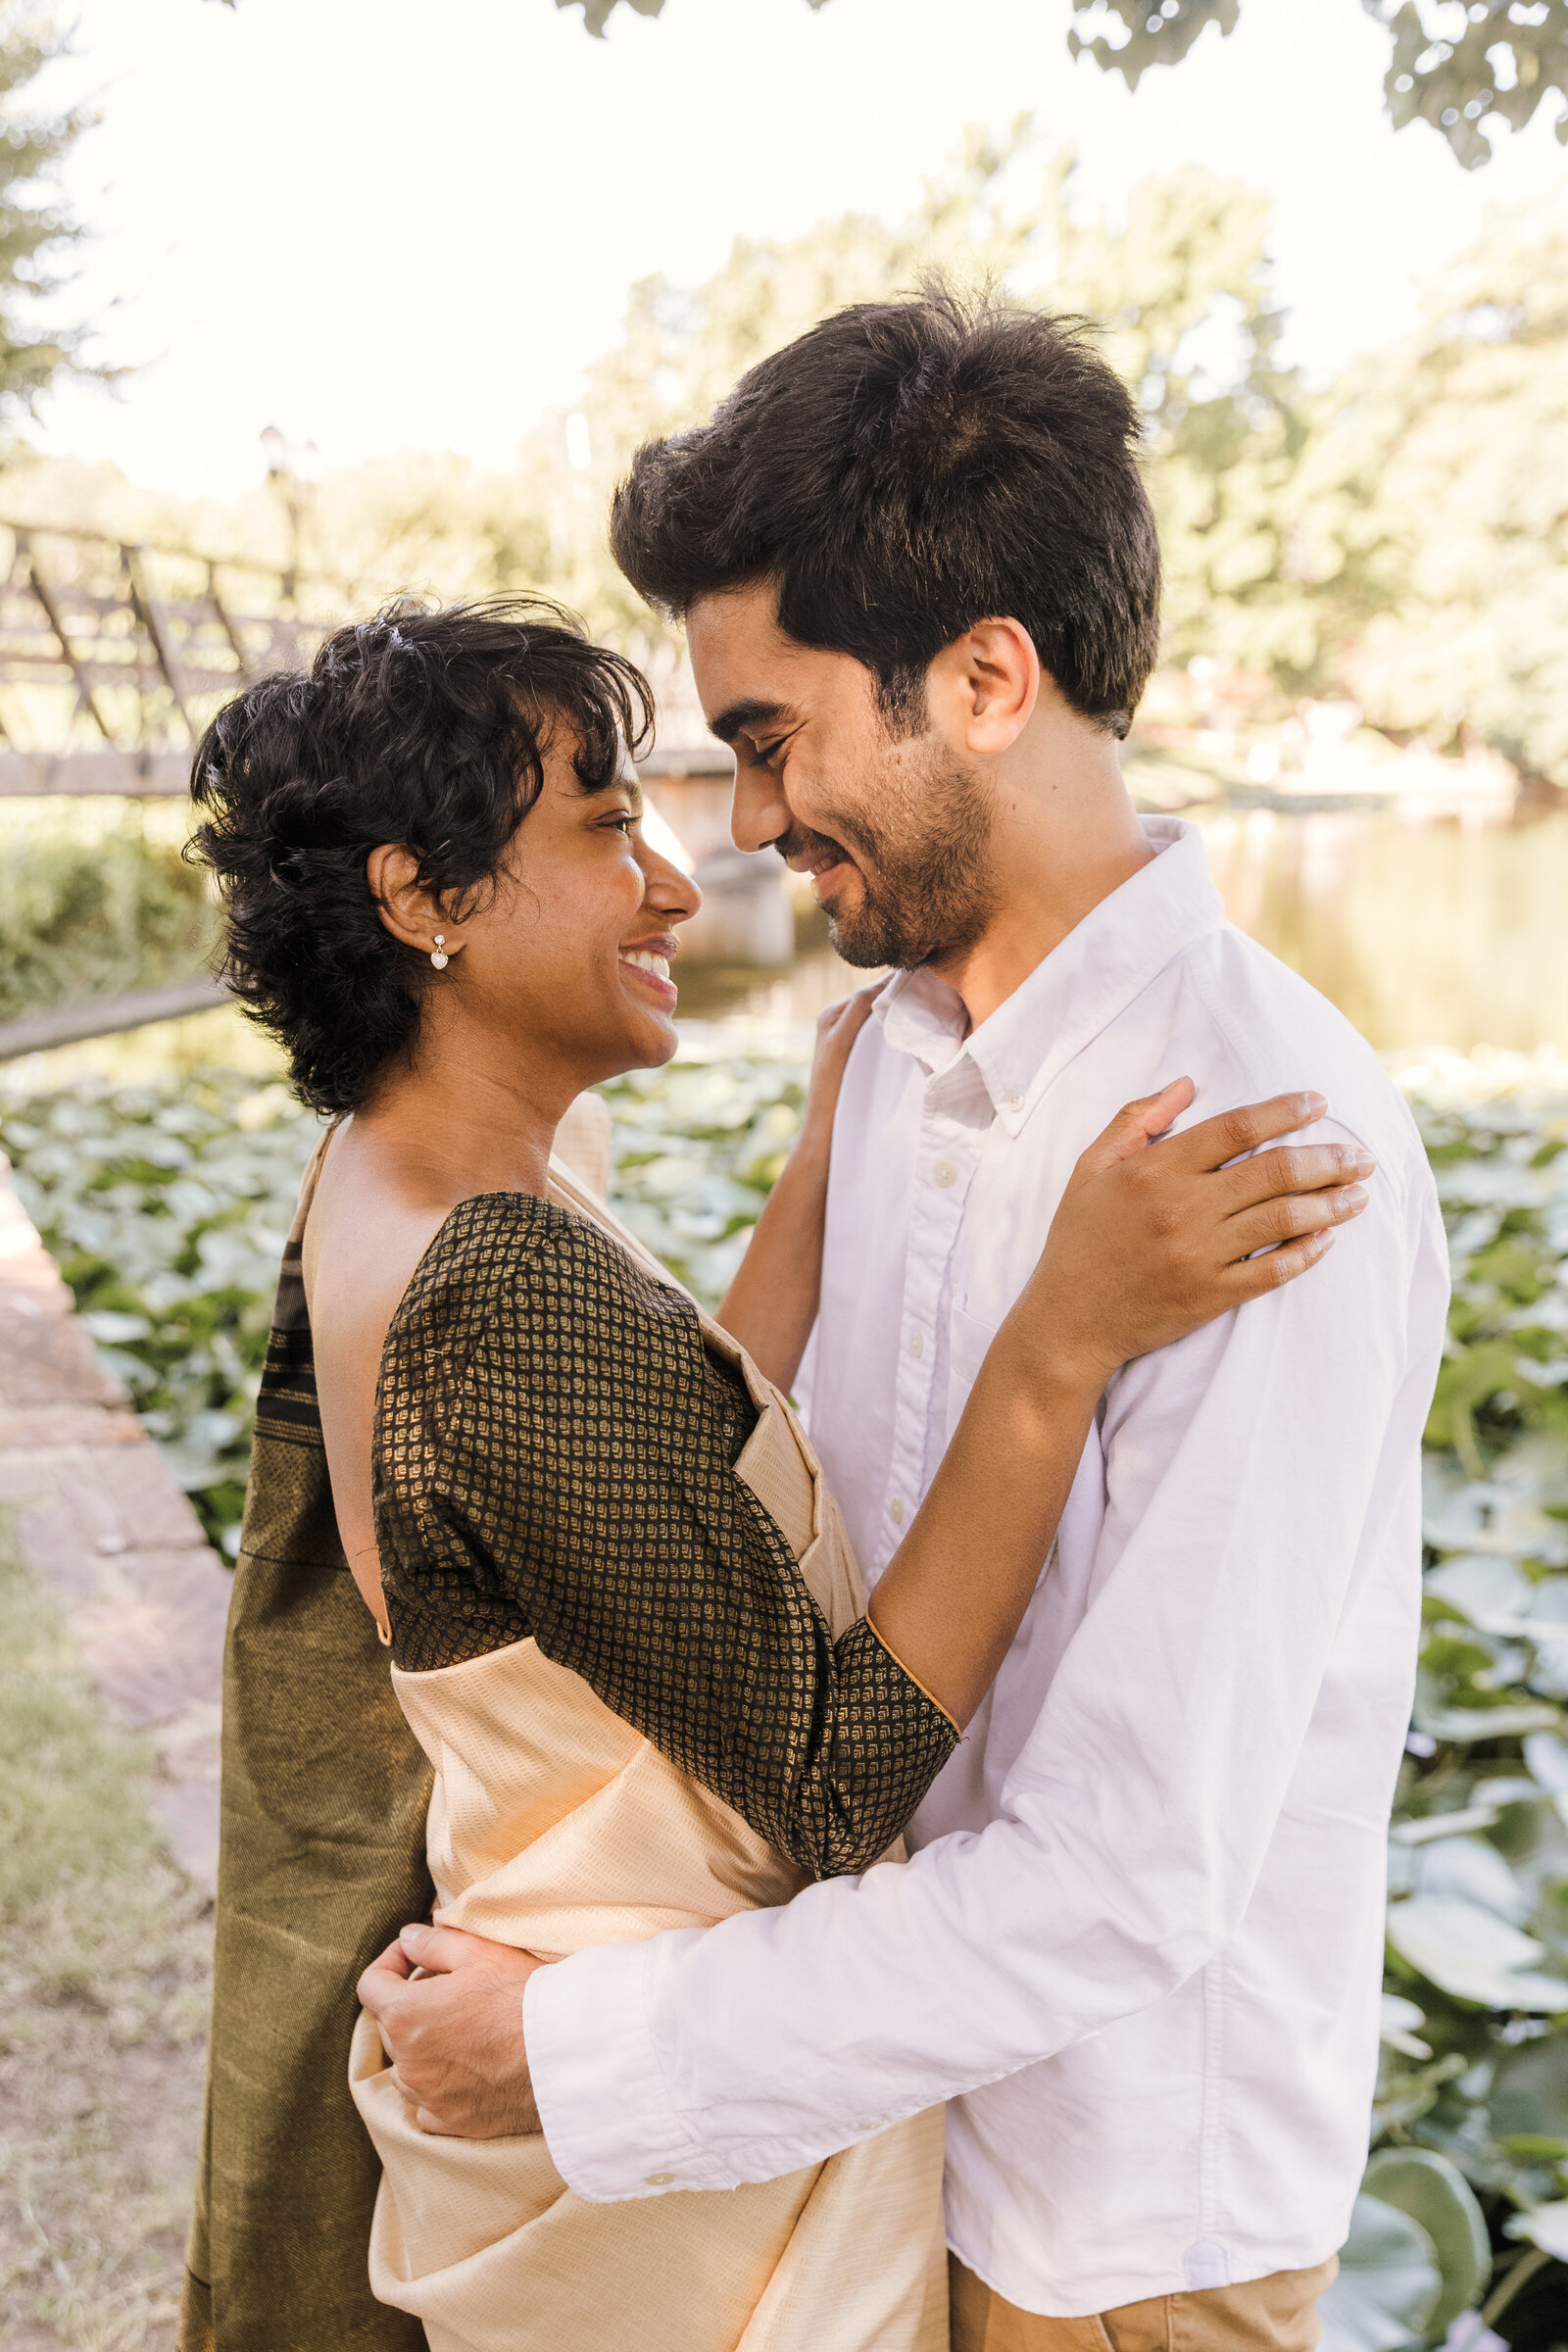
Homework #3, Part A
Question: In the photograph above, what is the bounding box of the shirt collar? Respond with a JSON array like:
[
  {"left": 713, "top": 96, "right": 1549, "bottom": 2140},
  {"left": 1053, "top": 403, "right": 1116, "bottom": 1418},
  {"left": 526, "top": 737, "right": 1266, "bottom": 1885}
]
[{"left": 873, "top": 817, "right": 1225, "bottom": 1136}]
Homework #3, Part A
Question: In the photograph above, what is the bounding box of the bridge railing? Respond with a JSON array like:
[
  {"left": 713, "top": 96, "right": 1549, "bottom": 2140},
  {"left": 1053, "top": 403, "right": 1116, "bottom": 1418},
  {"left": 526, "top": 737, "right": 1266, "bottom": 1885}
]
[{"left": 0, "top": 522, "right": 338, "bottom": 796}]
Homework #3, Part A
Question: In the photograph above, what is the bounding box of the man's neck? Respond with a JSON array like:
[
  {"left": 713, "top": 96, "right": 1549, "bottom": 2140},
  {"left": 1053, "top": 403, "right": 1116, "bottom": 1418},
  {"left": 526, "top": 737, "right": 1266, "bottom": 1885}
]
[{"left": 927, "top": 747, "right": 1154, "bottom": 1032}]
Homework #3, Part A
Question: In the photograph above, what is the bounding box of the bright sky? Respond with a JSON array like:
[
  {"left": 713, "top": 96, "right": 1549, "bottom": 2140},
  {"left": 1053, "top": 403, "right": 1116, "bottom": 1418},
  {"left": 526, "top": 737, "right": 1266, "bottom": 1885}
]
[{"left": 27, "top": 0, "right": 1568, "bottom": 500}]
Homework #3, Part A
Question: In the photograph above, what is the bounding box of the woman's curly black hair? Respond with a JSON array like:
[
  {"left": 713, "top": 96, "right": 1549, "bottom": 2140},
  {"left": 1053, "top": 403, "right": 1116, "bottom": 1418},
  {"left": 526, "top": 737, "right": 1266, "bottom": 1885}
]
[{"left": 188, "top": 598, "right": 654, "bottom": 1115}]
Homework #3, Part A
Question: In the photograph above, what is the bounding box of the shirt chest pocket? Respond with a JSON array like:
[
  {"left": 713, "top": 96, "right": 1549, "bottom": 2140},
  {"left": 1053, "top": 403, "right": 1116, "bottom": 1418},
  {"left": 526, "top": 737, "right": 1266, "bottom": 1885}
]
[{"left": 946, "top": 1302, "right": 1002, "bottom": 1441}]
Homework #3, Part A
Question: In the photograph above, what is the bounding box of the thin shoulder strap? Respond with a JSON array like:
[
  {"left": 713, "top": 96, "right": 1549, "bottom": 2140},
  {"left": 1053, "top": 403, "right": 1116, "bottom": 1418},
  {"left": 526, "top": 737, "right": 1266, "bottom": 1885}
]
[{"left": 287, "top": 1117, "right": 339, "bottom": 1248}]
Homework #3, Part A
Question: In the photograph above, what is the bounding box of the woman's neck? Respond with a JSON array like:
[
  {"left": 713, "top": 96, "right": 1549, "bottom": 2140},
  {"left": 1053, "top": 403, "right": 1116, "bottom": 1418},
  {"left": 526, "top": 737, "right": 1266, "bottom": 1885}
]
[{"left": 353, "top": 1037, "right": 572, "bottom": 1209}]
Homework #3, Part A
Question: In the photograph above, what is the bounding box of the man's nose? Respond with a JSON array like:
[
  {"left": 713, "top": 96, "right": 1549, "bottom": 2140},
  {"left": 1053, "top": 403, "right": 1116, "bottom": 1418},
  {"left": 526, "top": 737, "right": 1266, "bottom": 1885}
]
[{"left": 731, "top": 762, "right": 790, "bottom": 856}]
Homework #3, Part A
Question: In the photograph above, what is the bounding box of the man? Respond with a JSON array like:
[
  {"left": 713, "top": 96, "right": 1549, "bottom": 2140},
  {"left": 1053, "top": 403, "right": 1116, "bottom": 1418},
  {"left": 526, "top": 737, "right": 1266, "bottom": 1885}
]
[{"left": 363, "top": 285, "right": 1448, "bottom": 2347}]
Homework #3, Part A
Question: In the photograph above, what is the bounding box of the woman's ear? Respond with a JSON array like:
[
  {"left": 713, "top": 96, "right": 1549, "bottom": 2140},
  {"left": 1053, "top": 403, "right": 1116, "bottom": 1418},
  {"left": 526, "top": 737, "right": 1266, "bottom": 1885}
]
[{"left": 367, "top": 844, "right": 461, "bottom": 960}]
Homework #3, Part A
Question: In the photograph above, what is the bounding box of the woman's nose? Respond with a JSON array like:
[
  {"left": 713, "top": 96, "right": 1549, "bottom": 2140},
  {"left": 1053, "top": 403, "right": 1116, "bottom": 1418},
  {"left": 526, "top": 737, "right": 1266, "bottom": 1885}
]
[{"left": 638, "top": 842, "right": 702, "bottom": 924}]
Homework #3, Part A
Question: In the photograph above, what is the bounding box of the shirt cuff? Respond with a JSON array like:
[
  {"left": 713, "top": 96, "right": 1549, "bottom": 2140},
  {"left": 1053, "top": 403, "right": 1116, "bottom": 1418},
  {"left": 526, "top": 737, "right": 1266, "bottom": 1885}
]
[{"left": 526, "top": 1933, "right": 731, "bottom": 2202}]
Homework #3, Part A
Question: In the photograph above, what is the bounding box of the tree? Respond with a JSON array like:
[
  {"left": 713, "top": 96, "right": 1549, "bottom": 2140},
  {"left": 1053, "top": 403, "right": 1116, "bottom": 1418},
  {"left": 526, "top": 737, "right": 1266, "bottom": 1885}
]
[
  {"left": 1285, "top": 190, "right": 1568, "bottom": 780},
  {"left": 556, "top": 0, "right": 1568, "bottom": 171},
  {"left": 0, "top": 4, "right": 100, "bottom": 431}
]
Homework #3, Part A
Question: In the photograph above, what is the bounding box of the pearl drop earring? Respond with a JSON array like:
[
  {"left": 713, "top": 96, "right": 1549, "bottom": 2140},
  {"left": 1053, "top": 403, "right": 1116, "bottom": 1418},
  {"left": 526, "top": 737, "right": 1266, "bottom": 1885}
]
[{"left": 429, "top": 934, "right": 449, "bottom": 970}]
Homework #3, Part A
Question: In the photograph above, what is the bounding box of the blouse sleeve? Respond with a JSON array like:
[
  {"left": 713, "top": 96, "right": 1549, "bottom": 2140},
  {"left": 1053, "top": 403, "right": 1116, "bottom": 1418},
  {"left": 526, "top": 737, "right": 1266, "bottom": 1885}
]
[{"left": 374, "top": 1197, "right": 957, "bottom": 1879}]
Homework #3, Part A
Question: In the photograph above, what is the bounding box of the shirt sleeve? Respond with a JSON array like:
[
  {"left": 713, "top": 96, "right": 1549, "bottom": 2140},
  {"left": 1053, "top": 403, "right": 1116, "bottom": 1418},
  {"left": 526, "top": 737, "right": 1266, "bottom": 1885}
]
[
  {"left": 374, "top": 1196, "right": 956, "bottom": 1881},
  {"left": 525, "top": 1136, "right": 1448, "bottom": 2200}
]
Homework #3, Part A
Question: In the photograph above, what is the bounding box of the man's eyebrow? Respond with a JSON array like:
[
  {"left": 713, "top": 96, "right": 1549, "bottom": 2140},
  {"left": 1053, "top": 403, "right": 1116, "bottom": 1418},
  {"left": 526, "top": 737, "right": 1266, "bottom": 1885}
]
[{"left": 708, "top": 697, "right": 792, "bottom": 747}]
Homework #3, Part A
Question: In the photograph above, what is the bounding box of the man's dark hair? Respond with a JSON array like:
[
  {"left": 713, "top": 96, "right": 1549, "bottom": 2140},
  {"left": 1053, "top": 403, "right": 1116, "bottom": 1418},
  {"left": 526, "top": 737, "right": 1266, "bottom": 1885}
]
[
  {"left": 611, "top": 281, "right": 1159, "bottom": 736},
  {"left": 188, "top": 598, "right": 652, "bottom": 1115}
]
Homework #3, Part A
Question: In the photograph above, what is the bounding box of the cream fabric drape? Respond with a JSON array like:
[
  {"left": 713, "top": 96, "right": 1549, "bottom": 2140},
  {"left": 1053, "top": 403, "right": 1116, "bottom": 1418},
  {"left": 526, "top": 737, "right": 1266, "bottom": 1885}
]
[{"left": 349, "top": 1158, "right": 949, "bottom": 2351}]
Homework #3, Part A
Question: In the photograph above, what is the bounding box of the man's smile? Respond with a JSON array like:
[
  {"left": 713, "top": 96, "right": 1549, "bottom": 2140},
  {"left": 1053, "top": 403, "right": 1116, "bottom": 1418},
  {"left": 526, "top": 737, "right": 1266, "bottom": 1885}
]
[{"left": 786, "top": 845, "right": 858, "bottom": 904}]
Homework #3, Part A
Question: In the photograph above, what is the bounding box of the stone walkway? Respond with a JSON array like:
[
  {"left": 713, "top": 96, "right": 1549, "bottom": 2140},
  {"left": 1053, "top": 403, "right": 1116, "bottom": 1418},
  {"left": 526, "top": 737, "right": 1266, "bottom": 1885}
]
[{"left": 0, "top": 1155, "right": 227, "bottom": 1892}]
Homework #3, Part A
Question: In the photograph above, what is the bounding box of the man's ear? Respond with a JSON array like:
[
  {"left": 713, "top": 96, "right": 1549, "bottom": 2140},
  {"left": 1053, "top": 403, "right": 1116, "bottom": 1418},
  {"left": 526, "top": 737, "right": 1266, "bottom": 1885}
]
[
  {"left": 928, "top": 618, "right": 1042, "bottom": 757},
  {"left": 367, "top": 843, "right": 460, "bottom": 960}
]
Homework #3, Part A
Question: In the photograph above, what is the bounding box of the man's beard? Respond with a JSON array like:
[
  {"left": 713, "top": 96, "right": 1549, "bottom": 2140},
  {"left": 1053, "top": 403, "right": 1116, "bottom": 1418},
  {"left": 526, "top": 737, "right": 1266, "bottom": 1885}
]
[{"left": 778, "top": 737, "right": 998, "bottom": 971}]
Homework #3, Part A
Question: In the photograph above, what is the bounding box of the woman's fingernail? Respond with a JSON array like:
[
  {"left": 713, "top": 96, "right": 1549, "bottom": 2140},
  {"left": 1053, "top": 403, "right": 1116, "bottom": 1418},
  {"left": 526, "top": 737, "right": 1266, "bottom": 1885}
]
[{"left": 401, "top": 1924, "right": 428, "bottom": 1950}]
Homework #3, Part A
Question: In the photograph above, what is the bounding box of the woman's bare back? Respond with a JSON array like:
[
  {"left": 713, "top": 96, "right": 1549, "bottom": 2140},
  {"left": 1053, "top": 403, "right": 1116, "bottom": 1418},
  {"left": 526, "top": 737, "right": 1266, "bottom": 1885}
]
[{"left": 303, "top": 1120, "right": 508, "bottom": 1635}]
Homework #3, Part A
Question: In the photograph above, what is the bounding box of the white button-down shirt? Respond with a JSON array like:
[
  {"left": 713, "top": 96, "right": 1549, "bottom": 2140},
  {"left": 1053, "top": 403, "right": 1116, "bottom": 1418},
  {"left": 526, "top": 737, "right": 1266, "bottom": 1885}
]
[{"left": 528, "top": 818, "right": 1449, "bottom": 2316}]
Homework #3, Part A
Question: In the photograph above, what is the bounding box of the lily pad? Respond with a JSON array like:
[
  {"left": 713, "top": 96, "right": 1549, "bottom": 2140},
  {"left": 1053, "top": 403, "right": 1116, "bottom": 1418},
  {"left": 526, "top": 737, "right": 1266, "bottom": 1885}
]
[
  {"left": 1408, "top": 1835, "right": 1529, "bottom": 1924},
  {"left": 1361, "top": 2150, "right": 1491, "bottom": 2335},
  {"left": 1503, "top": 2197, "right": 1568, "bottom": 2260},
  {"left": 1489, "top": 2032, "right": 1568, "bottom": 2146},
  {"left": 1319, "top": 2195, "right": 1441, "bottom": 2352},
  {"left": 1412, "top": 1699, "right": 1562, "bottom": 1744},
  {"left": 1426, "top": 1554, "right": 1536, "bottom": 1625},
  {"left": 1523, "top": 1730, "right": 1568, "bottom": 1793},
  {"left": 1387, "top": 1896, "right": 1568, "bottom": 2011}
]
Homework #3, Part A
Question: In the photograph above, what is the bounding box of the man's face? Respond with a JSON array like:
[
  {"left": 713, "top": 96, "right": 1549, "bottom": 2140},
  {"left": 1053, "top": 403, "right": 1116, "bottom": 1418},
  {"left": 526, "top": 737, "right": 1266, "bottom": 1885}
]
[{"left": 686, "top": 585, "right": 997, "bottom": 971}]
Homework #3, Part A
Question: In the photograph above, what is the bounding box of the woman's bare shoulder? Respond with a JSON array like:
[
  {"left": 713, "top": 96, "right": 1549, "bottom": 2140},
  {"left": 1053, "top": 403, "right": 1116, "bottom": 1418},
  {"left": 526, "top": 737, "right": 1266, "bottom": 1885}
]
[{"left": 305, "top": 1136, "right": 457, "bottom": 1371}]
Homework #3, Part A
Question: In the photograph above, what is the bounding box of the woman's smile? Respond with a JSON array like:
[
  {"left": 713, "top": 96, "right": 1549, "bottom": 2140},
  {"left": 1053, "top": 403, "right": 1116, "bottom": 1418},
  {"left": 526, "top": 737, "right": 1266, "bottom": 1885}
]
[{"left": 618, "top": 930, "right": 679, "bottom": 1007}]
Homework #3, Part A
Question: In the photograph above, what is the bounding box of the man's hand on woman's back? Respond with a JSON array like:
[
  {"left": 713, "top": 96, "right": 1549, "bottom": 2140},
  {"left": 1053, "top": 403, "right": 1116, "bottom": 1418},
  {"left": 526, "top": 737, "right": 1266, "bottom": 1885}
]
[{"left": 358, "top": 1922, "right": 543, "bottom": 2138}]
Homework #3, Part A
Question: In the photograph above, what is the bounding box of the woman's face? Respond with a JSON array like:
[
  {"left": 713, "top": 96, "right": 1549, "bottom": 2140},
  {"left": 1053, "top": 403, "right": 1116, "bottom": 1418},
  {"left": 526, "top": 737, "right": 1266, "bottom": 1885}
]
[{"left": 430, "top": 739, "right": 701, "bottom": 1091}]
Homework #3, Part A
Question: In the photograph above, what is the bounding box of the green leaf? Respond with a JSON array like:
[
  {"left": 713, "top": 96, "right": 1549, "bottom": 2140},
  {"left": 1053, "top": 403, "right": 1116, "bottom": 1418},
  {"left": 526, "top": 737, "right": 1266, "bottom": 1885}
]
[
  {"left": 1387, "top": 1897, "right": 1568, "bottom": 2012},
  {"left": 1412, "top": 1700, "right": 1562, "bottom": 1744},
  {"left": 1361, "top": 2149, "right": 1491, "bottom": 2336},
  {"left": 1490, "top": 2033, "right": 1568, "bottom": 2148},
  {"left": 1504, "top": 2198, "right": 1568, "bottom": 2261},
  {"left": 1319, "top": 2195, "right": 1441, "bottom": 2352}
]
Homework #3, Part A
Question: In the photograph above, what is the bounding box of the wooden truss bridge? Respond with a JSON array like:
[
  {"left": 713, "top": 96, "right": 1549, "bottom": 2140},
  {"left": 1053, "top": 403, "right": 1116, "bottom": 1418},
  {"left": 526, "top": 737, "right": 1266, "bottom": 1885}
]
[{"left": 0, "top": 522, "right": 335, "bottom": 796}]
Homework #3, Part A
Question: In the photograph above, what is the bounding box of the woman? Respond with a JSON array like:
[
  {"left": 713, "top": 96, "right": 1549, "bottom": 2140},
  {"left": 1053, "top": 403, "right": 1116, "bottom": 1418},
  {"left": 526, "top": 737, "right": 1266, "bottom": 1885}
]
[{"left": 181, "top": 602, "right": 1370, "bottom": 2352}]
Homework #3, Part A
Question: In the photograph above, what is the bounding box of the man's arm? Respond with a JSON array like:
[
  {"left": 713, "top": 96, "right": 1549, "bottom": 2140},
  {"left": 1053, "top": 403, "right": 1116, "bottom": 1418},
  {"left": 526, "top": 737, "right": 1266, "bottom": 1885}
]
[{"left": 514, "top": 1137, "right": 1443, "bottom": 2199}]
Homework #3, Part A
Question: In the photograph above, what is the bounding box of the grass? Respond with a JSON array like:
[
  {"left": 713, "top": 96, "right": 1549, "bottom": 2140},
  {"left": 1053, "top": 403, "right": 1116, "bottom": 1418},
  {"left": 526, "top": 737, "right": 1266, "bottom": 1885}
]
[{"left": 0, "top": 1513, "right": 211, "bottom": 2350}]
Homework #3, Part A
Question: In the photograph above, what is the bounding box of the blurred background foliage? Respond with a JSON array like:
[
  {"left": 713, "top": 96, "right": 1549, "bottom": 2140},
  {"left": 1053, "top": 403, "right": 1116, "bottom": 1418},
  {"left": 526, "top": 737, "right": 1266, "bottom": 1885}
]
[{"left": 0, "top": 799, "right": 214, "bottom": 1021}]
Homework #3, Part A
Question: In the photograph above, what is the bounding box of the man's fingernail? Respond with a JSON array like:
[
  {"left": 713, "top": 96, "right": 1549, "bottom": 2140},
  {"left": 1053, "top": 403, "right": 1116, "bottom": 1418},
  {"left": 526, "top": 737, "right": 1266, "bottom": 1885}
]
[{"left": 1299, "top": 1093, "right": 1327, "bottom": 1119}]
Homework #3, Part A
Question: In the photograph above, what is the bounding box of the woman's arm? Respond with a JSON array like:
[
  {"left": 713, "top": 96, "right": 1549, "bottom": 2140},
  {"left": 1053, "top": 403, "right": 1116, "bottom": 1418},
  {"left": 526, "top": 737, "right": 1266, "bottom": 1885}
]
[
  {"left": 378, "top": 1092, "right": 1369, "bottom": 1881},
  {"left": 867, "top": 1080, "right": 1372, "bottom": 1726},
  {"left": 376, "top": 1195, "right": 956, "bottom": 1880},
  {"left": 712, "top": 987, "right": 880, "bottom": 1390}
]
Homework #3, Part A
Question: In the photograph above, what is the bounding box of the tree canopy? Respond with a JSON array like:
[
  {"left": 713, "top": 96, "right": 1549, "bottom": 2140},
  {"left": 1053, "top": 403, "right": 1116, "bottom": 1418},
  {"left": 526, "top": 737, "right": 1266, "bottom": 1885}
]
[
  {"left": 557, "top": 0, "right": 1568, "bottom": 170},
  {"left": 0, "top": 4, "right": 99, "bottom": 430},
  {"left": 19, "top": 119, "right": 1566, "bottom": 780}
]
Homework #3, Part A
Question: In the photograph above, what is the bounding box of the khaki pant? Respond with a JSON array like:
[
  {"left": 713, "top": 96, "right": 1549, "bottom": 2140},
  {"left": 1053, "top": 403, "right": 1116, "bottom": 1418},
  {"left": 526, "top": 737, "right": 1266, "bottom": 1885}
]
[{"left": 949, "top": 2255, "right": 1339, "bottom": 2351}]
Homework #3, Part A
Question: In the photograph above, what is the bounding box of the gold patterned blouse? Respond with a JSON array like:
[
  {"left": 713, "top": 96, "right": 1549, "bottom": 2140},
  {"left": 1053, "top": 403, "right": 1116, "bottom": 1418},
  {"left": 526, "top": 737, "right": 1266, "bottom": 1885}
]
[{"left": 370, "top": 1193, "right": 957, "bottom": 1880}]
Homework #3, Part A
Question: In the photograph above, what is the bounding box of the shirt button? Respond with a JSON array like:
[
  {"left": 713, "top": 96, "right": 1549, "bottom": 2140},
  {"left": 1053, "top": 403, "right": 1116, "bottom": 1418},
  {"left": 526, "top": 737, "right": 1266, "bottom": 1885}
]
[
  {"left": 889, "top": 1497, "right": 905, "bottom": 1524},
  {"left": 1006, "top": 1093, "right": 1023, "bottom": 1110},
  {"left": 933, "top": 1160, "right": 956, "bottom": 1187},
  {"left": 645, "top": 2172, "right": 675, "bottom": 2186},
  {"left": 908, "top": 1329, "right": 923, "bottom": 1358}
]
